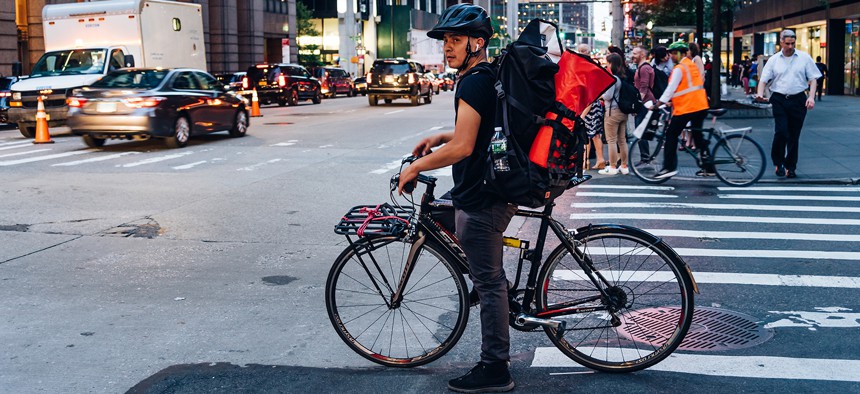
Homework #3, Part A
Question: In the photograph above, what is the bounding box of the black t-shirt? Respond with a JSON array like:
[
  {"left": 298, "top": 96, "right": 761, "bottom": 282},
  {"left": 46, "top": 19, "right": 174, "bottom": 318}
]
[{"left": 451, "top": 63, "right": 497, "bottom": 211}]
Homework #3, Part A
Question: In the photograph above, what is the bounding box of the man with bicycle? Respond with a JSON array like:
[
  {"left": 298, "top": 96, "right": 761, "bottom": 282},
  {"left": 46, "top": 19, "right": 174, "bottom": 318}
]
[
  {"left": 653, "top": 41, "right": 715, "bottom": 179},
  {"left": 396, "top": 4, "right": 517, "bottom": 393}
]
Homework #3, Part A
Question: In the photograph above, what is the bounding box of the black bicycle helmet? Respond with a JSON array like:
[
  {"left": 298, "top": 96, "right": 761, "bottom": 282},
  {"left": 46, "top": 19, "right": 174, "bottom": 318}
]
[{"left": 427, "top": 4, "right": 493, "bottom": 40}]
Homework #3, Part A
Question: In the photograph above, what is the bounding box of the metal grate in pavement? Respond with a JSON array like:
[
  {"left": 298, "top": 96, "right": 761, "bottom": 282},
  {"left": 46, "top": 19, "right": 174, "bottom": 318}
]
[{"left": 617, "top": 306, "right": 773, "bottom": 351}]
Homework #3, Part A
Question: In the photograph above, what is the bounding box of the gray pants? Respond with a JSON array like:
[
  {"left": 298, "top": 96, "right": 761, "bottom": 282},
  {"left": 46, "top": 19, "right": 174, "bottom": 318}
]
[{"left": 455, "top": 201, "right": 517, "bottom": 363}]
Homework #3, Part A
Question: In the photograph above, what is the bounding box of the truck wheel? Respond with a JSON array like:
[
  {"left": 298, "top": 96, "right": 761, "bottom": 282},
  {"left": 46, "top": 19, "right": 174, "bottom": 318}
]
[
  {"left": 165, "top": 115, "right": 191, "bottom": 148},
  {"left": 384, "top": 99, "right": 392, "bottom": 104},
  {"left": 18, "top": 124, "right": 35, "bottom": 138},
  {"left": 288, "top": 89, "right": 299, "bottom": 106},
  {"left": 368, "top": 95, "right": 378, "bottom": 106},
  {"left": 229, "top": 110, "right": 248, "bottom": 138},
  {"left": 411, "top": 95, "right": 419, "bottom": 106},
  {"left": 82, "top": 135, "right": 106, "bottom": 147}
]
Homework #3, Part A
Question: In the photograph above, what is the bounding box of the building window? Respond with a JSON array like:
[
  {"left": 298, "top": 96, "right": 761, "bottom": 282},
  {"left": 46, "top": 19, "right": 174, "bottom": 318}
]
[{"left": 265, "top": 0, "right": 289, "bottom": 14}]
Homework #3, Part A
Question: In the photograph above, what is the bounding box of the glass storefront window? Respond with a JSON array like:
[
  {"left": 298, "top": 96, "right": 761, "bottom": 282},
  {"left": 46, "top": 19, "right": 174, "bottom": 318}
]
[
  {"left": 846, "top": 20, "right": 860, "bottom": 95},
  {"left": 763, "top": 32, "right": 777, "bottom": 55}
]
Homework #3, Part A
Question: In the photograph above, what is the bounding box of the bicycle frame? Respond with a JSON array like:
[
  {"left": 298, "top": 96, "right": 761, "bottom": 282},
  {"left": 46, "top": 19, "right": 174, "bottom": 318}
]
[{"left": 380, "top": 175, "right": 619, "bottom": 321}]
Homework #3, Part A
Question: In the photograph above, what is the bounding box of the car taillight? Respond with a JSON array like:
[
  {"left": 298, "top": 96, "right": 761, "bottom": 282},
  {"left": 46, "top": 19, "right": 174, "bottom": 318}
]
[
  {"left": 278, "top": 74, "right": 286, "bottom": 87},
  {"left": 124, "top": 97, "right": 165, "bottom": 108},
  {"left": 0, "top": 92, "right": 10, "bottom": 98},
  {"left": 367, "top": 73, "right": 372, "bottom": 84},
  {"left": 66, "top": 97, "right": 87, "bottom": 108},
  {"left": 242, "top": 76, "right": 249, "bottom": 89},
  {"left": 408, "top": 73, "right": 415, "bottom": 84}
]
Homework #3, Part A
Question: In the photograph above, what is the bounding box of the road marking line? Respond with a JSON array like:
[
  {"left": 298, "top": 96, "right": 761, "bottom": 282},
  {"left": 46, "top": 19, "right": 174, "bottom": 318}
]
[
  {"left": 0, "top": 148, "right": 52, "bottom": 158},
  {"left": 570, "top": 245, "right": 860, "bottom": 260},
  {"left": 531, "top": 347, "right": 860, "bottom": 382},
  {"left": 0, "top": 150, "right": 94, "bottom": 166},
  {"left": 429, "top": 126, "right": 443, "bottom": 130},
  {"left": 644, "top": 229, "right": 860, "bottom": 242},
  {"left": 52, "top": 151, "right": 140, "bottom": 166},
  {"left": 319, "top": 144, "right": 333, "bottom": 148},
  {"left": 0, "top": 140, "right": 34, "bottom": 147},
  {"left": 427, "top": 167, "right": 452, "bottom": 177},
  {"left": 370, "top": 157, "right": 409, "bottom": 174},
  {"left": 552, "top": 270, "right": 860, "bottom": 289},
  {"left": 718, "top": 186, "right": 860, "bottom": 192},
  {"left": 720, "top": 194, "right": 860, "bottom": 202},
  {"left": 569, "top": 213, "right": 860, "bottom": 226},
  {"left": 765, "top": 307, "right": 860, "bottom": 329},
  {"left": 172, "top": 160, "right": 207, "bottom": 170},
  {"left": 577, "top": 185, "right": 675, "bottom": 190},
  {"left": 572, "top": 202, "right": 860, "bottom": 213},
  {"left": 574, "top": 192, "right": 678, "bottom": 198},
  {"left": 0, "top": 143, "right": 41, "bottom": 152},
  {"left": 237, "top": 158, "right": 282, "bottom": 171},
  {"left": 120, "top": 151, "right": 194, "bottom": 167},
  {"left": 385, "top": 109, "right": 404, "bottom": 115},
  {"left": 271, "top": 142, "right": 295, "bottom": 147}
]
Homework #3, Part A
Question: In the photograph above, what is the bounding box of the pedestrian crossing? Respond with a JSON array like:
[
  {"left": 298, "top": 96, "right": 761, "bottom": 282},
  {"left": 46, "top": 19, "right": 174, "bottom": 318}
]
[
  {"left": 0, "top": 137, "right": 304, "bottom": 171},
  {"left": 531, "top": 182, "right": 860, "bottom": 381}
]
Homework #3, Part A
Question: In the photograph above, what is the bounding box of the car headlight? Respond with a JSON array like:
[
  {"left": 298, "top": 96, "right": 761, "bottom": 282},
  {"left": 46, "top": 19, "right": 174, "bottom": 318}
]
[{"left": 12, "top": 92, "right": 21, "bottom": 100}]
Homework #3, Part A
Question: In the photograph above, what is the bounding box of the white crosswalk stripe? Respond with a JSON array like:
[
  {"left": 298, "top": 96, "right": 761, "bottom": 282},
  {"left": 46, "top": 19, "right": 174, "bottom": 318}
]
[{"left": 0, "top": 150, "right": 95, "bottom": 166}]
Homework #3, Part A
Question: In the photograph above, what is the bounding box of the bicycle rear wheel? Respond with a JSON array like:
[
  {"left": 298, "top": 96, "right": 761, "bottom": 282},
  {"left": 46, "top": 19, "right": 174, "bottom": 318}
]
[
  {"left": 628, "top": 136, "right": 669, "bottom": 184},
  {"left": 711, "top": 134, "right": 766, "bottom": 186},
  {"left": 326, "top": 236, "right": 469, "bottom": 367},
  {"left": 537, "top": 225, "right": 695, "bottom": 372}
]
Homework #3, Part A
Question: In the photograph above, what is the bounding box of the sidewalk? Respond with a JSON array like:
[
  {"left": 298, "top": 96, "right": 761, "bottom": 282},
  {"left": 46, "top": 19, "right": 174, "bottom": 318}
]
[{"left": 715, "top": 86, "right": 860, "bottom": 185}]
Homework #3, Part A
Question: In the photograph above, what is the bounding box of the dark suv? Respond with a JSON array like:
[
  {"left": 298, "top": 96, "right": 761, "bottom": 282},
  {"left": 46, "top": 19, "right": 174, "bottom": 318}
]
[
  {"left": 243, "top": 63, "right": 322, "bottom": 106},
  {"left": 312, "top": 67, "right": 355, "bottom": 98},
  {"left": 367, "top": 59, "right": 433, "bottom": 106}
]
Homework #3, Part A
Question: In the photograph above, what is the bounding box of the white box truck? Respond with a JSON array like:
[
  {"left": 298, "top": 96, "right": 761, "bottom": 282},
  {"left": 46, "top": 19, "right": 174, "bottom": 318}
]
[{"left": 8, "top": 0, "right": 205, "bottom": 138}]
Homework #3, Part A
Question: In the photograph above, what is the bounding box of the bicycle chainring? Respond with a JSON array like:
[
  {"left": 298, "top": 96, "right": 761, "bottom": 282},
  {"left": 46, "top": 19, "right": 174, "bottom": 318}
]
[{"left": 509, "top": 290, "right": 541, "bottom": 332}]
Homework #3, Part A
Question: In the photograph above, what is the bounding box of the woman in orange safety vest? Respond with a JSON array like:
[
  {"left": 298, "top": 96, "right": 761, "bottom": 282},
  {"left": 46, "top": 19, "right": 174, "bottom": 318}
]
[{"left": 652, "top": 41, "right": 715, "bottom": 179}]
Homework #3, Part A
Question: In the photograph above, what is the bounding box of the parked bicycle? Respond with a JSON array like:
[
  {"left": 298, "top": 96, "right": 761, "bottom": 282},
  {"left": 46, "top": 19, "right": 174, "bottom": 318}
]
[
  {"left": 326, "top": 157, "right": 698, "bottom": 372},
  {"left": 629, "top": 107, "right": 766, "bottom": 186}
]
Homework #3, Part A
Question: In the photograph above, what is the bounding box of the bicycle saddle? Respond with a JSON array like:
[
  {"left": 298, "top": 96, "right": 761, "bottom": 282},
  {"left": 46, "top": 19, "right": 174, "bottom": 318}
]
[{"left": 708, "top": 108, "right": 728, "bottom": 117}]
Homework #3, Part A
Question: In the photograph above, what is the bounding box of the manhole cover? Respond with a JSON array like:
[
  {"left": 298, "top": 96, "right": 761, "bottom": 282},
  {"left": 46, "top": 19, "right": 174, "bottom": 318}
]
[{"left": 617, "top": 306, "right": 773, "bottom": 351}]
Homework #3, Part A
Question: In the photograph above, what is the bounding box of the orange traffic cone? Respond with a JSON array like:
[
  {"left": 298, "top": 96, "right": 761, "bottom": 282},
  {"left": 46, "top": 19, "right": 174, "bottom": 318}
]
[
  {"left": 250, "top": 88, "right": 262, "bottom": 117},
  {"left": 33, "top": 95, "right": 54, "bottom": 144}
]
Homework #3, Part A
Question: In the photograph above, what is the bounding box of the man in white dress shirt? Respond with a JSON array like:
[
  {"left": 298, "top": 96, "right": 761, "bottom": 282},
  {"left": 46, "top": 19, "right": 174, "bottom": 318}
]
[{"left": 755, "top": 29, "right": 821, "bottom": 179}]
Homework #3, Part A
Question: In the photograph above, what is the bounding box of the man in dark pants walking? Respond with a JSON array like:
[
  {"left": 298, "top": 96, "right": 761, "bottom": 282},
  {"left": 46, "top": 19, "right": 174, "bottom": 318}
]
[
  {"left": 398, "top": 4, "right": 517, "bottom": 393},
  {"left": 815, "top": 56, "right": 828, "bottom": 101},
  {"left": 756, "top": 29, "right": 821, "bottom": 179}
]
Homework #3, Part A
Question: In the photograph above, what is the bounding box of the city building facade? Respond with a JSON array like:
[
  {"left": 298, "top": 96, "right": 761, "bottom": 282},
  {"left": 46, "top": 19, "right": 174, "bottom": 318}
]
[{"left": 733, "top": 0, "right": 860, "bottom": 96}]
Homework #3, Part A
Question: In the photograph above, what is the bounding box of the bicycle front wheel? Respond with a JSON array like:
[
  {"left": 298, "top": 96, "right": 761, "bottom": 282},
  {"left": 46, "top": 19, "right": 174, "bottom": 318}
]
[
  {"left": 628, "top": 136, "right": 669, "bottom": 184},
  {"left": 326, "top": 236, "right": 469, "bottom": 367},
  {"left": 711, "top": 134, "right": 766, "bottom": 186},
  {"left": 537, "top": 225, "right": 695, "bottom": 373}
]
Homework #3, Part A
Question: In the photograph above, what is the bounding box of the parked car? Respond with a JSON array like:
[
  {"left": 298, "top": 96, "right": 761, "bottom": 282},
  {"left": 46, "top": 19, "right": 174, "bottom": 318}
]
[
  {"left": 312, "top": 66, "right": 355, "bottom": 98},
  {"left": 243, "top": 63, "right": 322, "bottom": 106},
  {"left": 366, "top": 59, "right": 433, "bottom": 106},
  {"left": 353, "top": 76, "right": 367, "bottom": 96},
  {"left": 215, "top": 71, "right": 246, "bottom": 91},
  {"left": 440, "top": 73, "right": 455, "bottom": 91},
  {"left": 1, "top": 76, "right": 23, "bottom": 124},
  {"left": 424, "top": 72, "right": 442, "bottom": 95},
  {"left": 67, "top": 68, "right": 249, "bottom": 148}
]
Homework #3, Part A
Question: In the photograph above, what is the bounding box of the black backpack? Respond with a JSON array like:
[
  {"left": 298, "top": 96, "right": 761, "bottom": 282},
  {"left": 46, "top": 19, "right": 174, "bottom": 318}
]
[
  {"left": 645, "top": 63, "right": 670, "bottom": 99},
  {"left": 482, "top": 19, "right": 588, "bottom": 208},
  {"left": 614, "top": 76, "right": 643, "bottom": 114}
]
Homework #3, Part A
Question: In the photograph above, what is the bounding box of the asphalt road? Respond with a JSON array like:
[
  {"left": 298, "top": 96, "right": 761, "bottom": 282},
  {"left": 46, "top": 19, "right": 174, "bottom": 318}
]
[{"left": 1, "top": 92, "right": 858, "bottom": 393}]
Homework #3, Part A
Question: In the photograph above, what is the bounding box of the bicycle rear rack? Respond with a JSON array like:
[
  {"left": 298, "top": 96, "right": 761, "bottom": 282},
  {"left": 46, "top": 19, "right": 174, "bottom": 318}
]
[{"left": 335, "top": 203, "right": 414, "bottom": 237}]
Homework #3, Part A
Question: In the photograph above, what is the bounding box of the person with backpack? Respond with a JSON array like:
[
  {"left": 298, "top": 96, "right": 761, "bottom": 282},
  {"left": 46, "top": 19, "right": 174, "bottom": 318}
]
[
  {"left": 653, "top": 41, "right": 716, "bottom": 179},
  {"left": 598, "top": 53, "right": 633, "bottom": 175},
  {"left": 396, "top": 4, "right": 517, "bottom": 392},
  {"left": 631, "top": 46, "right": 658, "bottom": 166}
]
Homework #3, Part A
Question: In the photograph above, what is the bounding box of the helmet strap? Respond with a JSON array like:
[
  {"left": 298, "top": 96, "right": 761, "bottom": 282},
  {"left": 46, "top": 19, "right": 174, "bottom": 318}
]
[{"left": 458, "top": 37, "right": 484, "bottom": 72}]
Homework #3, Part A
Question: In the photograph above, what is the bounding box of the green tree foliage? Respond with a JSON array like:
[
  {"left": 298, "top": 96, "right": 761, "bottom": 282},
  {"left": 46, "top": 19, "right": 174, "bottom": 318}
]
[
  {"left": 296, "top": 2, "right": 323, "bottom": 68},
  {"left": 630, "top": 0, "right": 736, "bottom": 31}
]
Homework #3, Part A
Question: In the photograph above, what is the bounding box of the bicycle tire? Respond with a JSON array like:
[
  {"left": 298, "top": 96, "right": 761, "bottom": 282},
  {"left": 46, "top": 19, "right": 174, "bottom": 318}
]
[
  {"left": 326, "top": 236, "right": 469, "bottom": 367},
  {"left": 628, "top": 136, "right": 670, "bottom": 184},
  {"left": 536, "top": 225, "right": 695, "bottom": 373},
  {"left": 711, "top": 134, "right": 766, "bottom": 187}
]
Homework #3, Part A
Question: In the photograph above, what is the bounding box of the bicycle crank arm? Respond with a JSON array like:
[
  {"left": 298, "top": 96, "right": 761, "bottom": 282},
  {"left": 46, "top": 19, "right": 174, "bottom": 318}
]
[{"left": 516, "top": 314, "right": 567, "bottom": 338}]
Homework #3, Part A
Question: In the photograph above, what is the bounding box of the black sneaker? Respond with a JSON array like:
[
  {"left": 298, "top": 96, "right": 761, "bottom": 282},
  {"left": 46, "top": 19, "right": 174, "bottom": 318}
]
[
  {"left": 448, "top": 361, "right": 515, "bottom": 393},
  {"left": 786, "top": 169, "right": 797, "bottom": 178},
  {"left": 775, "top": 165, "right": 786, "bottom": 177},
  {"left": 654, "top": 168, "right": 677, "bottom": 179}
]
